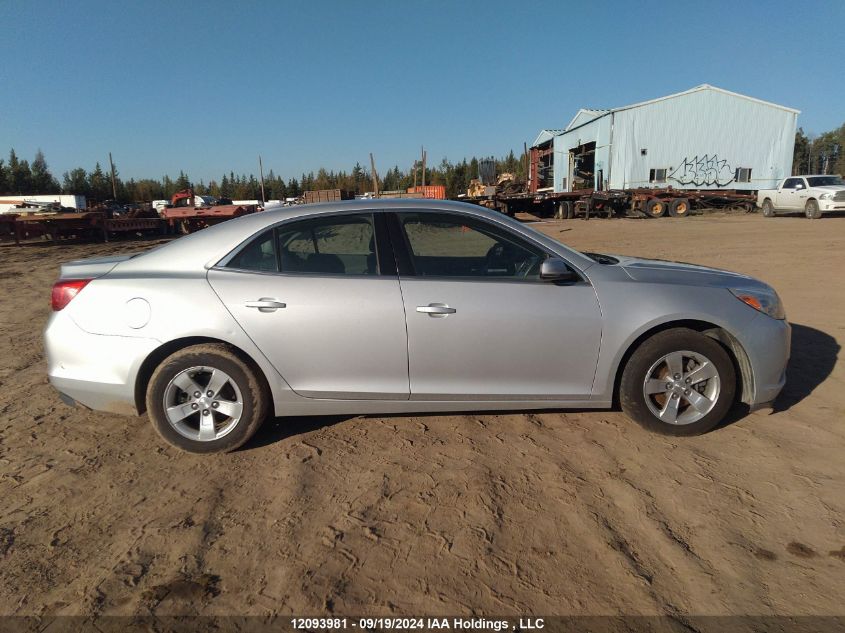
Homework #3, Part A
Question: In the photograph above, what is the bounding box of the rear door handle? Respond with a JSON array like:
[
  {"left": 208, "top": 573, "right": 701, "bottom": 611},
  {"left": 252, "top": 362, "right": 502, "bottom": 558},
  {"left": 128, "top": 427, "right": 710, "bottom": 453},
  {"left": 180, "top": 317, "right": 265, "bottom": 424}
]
[
  {"left": 417, "top": 303, "right": 456, "bottom": 317},
  {"left": 245, "top": 298, "right": 286, "bottom": 312}
]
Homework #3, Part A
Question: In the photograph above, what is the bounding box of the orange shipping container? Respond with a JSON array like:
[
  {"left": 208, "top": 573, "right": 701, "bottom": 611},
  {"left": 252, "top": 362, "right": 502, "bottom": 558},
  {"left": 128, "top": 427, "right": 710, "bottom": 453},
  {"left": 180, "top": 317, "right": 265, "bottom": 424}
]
[{"left": 407, "top": 185, "right": 446, "bottom": 200}]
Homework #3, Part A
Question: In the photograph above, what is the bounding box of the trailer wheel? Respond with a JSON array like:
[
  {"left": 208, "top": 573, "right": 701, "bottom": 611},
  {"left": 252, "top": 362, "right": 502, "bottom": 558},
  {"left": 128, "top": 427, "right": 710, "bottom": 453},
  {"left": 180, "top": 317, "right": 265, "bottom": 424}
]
[
  {"left": 644, "top": 198, "right": 666, "bottom": 218},
  {"left": 668, "top": 198, "right": 690, "bottom": 218},
  {"left": 555, "top": 201, "right": 573, "bottom": 220}
]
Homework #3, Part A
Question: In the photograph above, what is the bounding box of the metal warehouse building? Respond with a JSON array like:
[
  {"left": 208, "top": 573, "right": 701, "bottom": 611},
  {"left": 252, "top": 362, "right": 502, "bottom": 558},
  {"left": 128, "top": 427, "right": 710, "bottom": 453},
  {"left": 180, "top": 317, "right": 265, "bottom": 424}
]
[{"left": 530, "top": 84, "right": 799, "bottom": 194}]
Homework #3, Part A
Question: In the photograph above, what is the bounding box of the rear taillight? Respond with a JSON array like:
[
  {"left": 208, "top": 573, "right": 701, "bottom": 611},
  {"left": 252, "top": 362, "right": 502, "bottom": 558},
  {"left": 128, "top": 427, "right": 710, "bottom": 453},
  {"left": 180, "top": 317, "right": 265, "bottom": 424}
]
[{"left": 51, "top": 279, "right": 92, "bottom": 311}]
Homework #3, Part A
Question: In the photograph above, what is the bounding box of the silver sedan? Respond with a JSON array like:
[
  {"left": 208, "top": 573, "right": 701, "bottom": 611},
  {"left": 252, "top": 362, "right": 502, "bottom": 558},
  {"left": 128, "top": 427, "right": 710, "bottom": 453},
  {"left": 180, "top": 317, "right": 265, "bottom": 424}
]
[{"left": 45, "top": 200, "right": 790, "bottom": 453}]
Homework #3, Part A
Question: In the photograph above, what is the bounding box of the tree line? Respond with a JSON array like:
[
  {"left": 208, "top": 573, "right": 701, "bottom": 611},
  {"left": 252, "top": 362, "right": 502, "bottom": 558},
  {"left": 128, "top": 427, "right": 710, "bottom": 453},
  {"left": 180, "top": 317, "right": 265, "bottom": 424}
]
[
  {"left": 1, "top": 123, "right": 842, "bottom": 204},
  {"left": 0, "top": 148, "right": 527, "bottom": 204},
  {"left": 792, "top": 125, "right": 844, "bottom": 176}
]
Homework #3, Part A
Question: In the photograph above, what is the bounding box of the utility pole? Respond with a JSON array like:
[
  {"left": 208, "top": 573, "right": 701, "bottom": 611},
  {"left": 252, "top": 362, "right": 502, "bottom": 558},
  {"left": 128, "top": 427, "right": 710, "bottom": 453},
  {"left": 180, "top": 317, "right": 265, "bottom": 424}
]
[
  {"left": 412, "top": 160, "right": 418, "bottom": 189},
  {"left": 258, "top": 155, "right": 266, "bottom": 204},
  {"left": 421, "top": 146, "right": 427, "bottom": 188},
  {"left": 523, "top": 142, "right": 529, "bottom": 183},
  {"left": 108, "top": 152, "right": 118, "bottom": 200},
  {"left": 369, "top": 153, "right": 379, "bottom": 198}
]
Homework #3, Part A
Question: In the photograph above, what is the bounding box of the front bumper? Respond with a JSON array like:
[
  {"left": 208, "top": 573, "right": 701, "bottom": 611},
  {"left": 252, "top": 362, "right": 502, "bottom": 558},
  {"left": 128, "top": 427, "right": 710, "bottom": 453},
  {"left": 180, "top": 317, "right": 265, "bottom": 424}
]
[
  {"left": 45, "top": 311, "right": 160, "bottom": 415},
  {"left": 820, "top": 201, "right": 845, "bottom": 212},
  {"left": 741, "top": 313, "right": 791, "bottom": 406}
]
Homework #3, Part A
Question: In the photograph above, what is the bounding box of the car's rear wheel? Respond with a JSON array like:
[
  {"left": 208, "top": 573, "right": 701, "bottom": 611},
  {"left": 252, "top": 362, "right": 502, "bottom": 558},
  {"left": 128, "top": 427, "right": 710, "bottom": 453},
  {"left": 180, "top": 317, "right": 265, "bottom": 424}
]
[
  {"left": 805, "top": 199, "right": 821, "bottom": 219},
  {"left": 146, "top": 344, "right": 269, "bottom": 453},
  {"left": 620, "top": 328, "right": 736, "bottom": 436},
  {"left": 761, "top": 199, "right": 775, "bottom": 217}
]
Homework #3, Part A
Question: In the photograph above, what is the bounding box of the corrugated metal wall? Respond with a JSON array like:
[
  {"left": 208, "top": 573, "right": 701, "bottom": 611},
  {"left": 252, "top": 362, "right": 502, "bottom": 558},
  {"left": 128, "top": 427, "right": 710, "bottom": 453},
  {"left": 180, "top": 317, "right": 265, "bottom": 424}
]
[
  {"left": 553, "top": 116, "right": 611, "bottom": 192},
  {"left": 549, "top": 87, "right": 797, "bottom": 192}
]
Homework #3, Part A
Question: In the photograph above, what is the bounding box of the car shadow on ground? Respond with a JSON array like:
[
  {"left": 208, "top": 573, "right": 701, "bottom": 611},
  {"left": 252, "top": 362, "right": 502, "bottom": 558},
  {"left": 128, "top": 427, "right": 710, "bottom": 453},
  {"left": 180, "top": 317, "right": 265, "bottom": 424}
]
[
  {"left": 242, "top": 321, "right": 838, "bottom": 448},
  {"left": 772, "top": 322, "right": 839, "bottom": 413},
  {"left": 244, "top": 415, "right": 354, "bottom": 450},
  {"left": 770, "top": 211, "right": 845, "bottom": 219}
]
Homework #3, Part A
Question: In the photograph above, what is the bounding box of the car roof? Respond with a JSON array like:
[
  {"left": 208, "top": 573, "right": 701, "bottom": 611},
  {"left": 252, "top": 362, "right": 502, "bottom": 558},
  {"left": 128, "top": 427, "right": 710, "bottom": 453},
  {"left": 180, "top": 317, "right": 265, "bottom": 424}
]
[{"left": 115, "top": 199, "right": 592, "bottom": 275}]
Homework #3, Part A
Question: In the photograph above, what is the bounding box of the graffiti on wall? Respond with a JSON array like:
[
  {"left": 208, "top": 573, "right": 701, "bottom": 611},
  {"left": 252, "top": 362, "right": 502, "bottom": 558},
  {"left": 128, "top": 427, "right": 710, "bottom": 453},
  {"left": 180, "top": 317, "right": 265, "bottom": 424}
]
[{"left": 668, "top": 154, "right": 735, "bottom": 187}]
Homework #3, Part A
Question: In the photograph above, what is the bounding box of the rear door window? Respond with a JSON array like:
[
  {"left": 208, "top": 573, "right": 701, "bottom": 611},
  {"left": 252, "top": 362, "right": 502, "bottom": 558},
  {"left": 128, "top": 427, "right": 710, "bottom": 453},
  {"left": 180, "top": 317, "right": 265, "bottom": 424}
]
[{"left": 225, "top": 230, "right": 277, "bottom": 272}]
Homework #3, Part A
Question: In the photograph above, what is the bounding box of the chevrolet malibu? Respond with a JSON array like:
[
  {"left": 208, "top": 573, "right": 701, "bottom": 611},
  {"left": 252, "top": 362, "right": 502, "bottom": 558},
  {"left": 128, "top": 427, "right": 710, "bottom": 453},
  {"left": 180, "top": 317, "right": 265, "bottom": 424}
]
[{"left": 45, "top": 200, "right": 790, "bottom": 453}]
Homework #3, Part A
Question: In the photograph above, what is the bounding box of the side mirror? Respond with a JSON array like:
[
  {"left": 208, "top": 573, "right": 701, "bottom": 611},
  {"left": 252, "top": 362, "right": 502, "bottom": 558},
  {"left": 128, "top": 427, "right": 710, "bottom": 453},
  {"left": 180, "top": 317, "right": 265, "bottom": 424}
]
[{"left": 540, "top": 258, "right": 577, "bottom": 282}]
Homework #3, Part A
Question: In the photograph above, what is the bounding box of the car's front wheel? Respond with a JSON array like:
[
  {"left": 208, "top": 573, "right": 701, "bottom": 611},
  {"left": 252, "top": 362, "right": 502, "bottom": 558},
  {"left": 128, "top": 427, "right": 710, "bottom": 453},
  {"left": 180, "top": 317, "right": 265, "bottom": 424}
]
[
  {"left": 620, "top": 328, "right": 736, "bottom": 436},
  {"left": 805, "top": 199, "right": 821, "bottom": 219},
  {"left": 146, "top": 344, "right": 269, "bottom": 453}
]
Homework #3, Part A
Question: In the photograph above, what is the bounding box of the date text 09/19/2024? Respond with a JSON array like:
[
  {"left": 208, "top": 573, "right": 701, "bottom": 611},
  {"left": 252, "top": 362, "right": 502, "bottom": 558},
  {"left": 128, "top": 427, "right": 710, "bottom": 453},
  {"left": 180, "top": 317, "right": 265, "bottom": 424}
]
[{"left": 290, "top": 617, "right": 546, "bottom": 631}]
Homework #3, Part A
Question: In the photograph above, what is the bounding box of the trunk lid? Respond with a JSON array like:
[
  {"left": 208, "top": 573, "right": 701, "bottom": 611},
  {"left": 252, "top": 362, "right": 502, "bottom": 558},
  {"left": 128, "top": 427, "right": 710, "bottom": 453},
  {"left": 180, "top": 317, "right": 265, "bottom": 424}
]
[{"left": 59, "top": 254, "right": 137, "bottom": 279}]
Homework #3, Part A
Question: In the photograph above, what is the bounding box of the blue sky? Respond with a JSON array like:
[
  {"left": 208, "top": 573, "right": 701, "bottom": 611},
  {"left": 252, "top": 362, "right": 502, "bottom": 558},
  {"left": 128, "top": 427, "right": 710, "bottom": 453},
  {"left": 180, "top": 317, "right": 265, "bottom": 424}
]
[{"left": 2, "top": 0, "right": 843, "bottom": 183}]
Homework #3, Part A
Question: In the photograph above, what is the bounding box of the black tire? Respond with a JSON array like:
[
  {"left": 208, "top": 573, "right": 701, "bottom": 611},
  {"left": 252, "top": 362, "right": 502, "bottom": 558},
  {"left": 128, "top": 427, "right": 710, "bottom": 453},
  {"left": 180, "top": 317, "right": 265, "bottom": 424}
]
[
  {"left": 668, "top": 198, "right": 690, "bottom": 217},
  {"left": 619, "top": 328, "right": 736, "bottom": 436},
  {"left": 761, "top": 199, "right": 775, "bottom": 217},
  {"left": 644, "top": 198, "right": 666, "bottom": 218},
  {"left": 555, "top": 201, "right": 573, "bottom": 220},
  {"left": 805, "top": 199, "right": 821, "bottom": 219},
  {"left": 146, "top": 343, "right": 269, "bottom": 453}
]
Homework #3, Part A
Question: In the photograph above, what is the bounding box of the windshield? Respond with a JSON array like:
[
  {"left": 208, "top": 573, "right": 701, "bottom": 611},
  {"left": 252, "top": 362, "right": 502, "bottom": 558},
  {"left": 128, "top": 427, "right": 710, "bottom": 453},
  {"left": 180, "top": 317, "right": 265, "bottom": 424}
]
[{"left": 806, "top": 176, "right": 845, "bottom": 187}]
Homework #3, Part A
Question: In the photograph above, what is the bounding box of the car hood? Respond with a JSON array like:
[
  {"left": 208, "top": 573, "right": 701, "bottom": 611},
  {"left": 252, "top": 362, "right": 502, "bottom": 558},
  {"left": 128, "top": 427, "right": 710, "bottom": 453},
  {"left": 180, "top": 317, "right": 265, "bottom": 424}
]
[
  {"left": 813, "top": 185, "right": 845, "bottom": 191},
  {"left": 612, "top": 255, "right": 765, "bottom": 289}
]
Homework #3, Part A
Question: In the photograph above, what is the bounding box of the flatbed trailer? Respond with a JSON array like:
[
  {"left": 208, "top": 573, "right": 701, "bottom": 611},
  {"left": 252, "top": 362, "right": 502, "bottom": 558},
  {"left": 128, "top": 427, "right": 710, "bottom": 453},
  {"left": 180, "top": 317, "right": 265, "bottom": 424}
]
[
  {"left": 102, "top": 217, "right": 166, "bottom": 240},
  {"left": 1, "top": 213, "right": 168, "bottom": 245},
  {"left": 159, "top": 204, "right": 258, "bottom": 234},
  {"left": 11, "top": 212, "right": 108, "bottom": 244},
  {"left": 0, "top": 214, "right": 20, "bottom": 245},
  {"left": 463, "top": 187, "right": 756, "bottom": 219}
]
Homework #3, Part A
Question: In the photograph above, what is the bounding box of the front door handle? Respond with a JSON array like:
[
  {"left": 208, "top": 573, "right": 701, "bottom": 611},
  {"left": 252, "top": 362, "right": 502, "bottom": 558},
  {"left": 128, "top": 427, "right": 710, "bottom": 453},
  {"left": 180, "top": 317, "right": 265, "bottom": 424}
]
[
  {"left": 417, "top": 303, "right": 456, "bottom": 317},
  {"left": 245, "top": 298, "right": 286, "bottom": 312}
]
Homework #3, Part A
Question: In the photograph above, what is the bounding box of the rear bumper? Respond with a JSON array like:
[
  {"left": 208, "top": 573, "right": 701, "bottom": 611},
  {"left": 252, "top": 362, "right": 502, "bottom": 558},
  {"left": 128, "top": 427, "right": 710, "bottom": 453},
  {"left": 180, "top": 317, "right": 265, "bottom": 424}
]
[{"left": 45, "top": 311, "right": 159, "bottom": 415}]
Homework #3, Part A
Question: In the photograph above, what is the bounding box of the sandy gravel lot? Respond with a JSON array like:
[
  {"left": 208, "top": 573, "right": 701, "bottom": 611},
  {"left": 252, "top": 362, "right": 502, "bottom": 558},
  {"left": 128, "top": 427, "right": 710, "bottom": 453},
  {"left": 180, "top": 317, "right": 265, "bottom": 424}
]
[{"left": 0, "top": 212, "right": 843, "bottom": 617}]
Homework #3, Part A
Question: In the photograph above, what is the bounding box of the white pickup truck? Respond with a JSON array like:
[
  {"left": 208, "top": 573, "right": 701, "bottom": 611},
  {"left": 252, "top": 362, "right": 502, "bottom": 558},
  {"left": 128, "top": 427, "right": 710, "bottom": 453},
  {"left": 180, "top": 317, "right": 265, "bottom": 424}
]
[{"left": 757, "top": 175, "right": 845, "bottom": 219}]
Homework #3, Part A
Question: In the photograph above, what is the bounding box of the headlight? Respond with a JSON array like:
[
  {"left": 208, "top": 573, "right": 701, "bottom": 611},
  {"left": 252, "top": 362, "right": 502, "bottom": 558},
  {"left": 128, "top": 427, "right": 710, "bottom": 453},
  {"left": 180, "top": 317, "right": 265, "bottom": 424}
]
[
  {"left": 819, "top": 193, "right": 833, "bottom": 200},
  {"left": 729, "top": 287, "right": 786, "bottom": 320}
]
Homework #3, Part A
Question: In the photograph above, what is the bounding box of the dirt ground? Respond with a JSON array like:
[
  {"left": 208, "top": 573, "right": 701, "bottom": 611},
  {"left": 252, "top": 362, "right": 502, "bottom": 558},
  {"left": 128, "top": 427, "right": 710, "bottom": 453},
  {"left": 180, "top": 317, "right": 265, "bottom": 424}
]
[{"left": 0, "top": 212, "right": 843, "bottom": 618}]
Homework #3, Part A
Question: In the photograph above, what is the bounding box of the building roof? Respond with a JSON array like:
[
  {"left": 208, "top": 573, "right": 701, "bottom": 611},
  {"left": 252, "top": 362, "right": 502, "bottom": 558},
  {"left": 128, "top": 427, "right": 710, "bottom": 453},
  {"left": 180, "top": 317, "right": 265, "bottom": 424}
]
[
  {"left": 564, "top": 108, "right": 610, "bottom": 131},
  {"left": 534, "top": 84, "right": 801, "bottom": 146},
  {"left": 611, "top": 84, "right": 800, "bottom": 115},
  {"left": 531, "top": 129, "right": 565, "bottom": 147}
]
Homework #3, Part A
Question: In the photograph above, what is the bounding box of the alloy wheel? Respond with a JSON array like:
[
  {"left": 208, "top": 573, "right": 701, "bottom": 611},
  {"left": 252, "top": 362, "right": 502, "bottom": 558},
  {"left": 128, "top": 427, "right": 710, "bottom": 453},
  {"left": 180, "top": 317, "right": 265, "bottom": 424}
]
[
  {"left": 642, "top": 350, "right": 721, "bottom": 425},
  {"left": 163, "top": 366, "right": 244, "bottom": 441}
]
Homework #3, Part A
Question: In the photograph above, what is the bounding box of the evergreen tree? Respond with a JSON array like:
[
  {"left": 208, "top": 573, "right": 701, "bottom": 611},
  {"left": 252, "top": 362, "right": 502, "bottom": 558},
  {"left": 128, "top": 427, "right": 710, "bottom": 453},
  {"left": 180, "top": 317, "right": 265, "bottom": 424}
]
[
  {"left": 175, "top": 171, "right": 191, "bottom": 190},
  {"left": 7, "top": 149, "right": 34, "bottom": 193},
  {"left": 31, "top": 150, "right": 60, "bottom": 193},
  {"left": 87, "top": 163, "right": 111, "bottom": 201},
  {"left": 793, "top": 128, "right": 811, "bottom": 175},
  {"left": 62, "top": 168, "right": 90, "bottom": 196}
]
